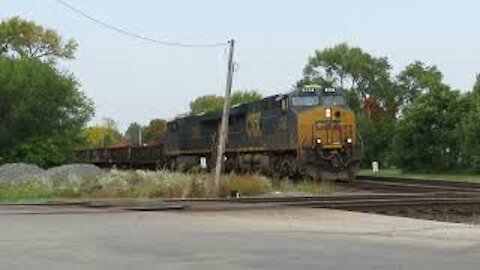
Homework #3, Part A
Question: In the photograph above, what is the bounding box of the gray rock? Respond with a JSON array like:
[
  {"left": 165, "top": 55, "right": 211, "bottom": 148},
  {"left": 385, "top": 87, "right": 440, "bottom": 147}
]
[
  {"left": 0, "top": 163, "right": 45, "bottom": 183},
  {"left": 0, "top": 163, "right": 104, "bottom": 185},
  {"left": 45, "top": 164, "right": 104, "bottom": 184}
]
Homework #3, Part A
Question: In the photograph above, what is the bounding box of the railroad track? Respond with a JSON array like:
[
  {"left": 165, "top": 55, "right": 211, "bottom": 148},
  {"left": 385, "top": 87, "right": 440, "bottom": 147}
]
[
  {"left": 339, "top": 175, "right": 480, "bottom": 194},
  {"left": 3, "top": 176, "right": 480, "bottom": 222},
  {"left": 12, "top": 192, "right": 477, "bottom": 210},
  {"left": 2, "top": 193, "right": 480, "bottom": 224}
]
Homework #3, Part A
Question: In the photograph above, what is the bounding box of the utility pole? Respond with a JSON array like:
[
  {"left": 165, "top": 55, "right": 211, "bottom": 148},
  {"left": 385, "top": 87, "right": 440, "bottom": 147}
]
[
  {"left": 213, "top": 39, "right": 235, "bottom": 195},
  {"left": 138, "top": 126, "right": 142, "bottom": 146}
]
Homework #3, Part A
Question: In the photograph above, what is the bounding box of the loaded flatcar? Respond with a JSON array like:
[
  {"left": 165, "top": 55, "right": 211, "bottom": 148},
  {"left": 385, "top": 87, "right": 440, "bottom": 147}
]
[{"left": 75, "top": 143, "right": 164, "bottom": 169}]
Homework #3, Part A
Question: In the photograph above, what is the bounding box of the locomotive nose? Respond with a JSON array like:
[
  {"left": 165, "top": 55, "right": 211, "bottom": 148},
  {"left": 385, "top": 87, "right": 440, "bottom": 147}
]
[{"left": 314, "top": 108, "right": 344, "bottom": 148}]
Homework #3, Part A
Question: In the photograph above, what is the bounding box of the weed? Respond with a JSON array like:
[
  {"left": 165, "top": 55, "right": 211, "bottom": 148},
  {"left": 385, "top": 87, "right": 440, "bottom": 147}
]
[
  {"left": 272, "top": 178, "right": 335, "bottom": 195},
  {"left": 0, "top": 170, "right": 336, "bottom": 202},
  {"left": 220, "top": 174, "right": 272, "bottom": 197}
]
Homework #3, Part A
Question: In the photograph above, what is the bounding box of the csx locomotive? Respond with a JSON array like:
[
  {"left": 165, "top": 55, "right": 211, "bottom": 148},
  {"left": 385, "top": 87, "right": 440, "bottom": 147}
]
[{"left": 77, "top": 86, "right": 361, "bottom": 180}]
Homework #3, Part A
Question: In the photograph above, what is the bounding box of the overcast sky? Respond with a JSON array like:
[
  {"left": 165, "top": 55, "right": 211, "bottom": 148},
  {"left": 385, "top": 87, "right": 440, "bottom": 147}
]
[{"left": 2, "top": 0, "right": 479, "bottom": 131}]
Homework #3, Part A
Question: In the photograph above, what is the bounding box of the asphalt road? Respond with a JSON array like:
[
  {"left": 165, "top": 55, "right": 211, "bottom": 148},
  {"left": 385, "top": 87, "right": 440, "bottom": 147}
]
[{"left": 1, "top": 207, "right": 480, "bottom": 269}]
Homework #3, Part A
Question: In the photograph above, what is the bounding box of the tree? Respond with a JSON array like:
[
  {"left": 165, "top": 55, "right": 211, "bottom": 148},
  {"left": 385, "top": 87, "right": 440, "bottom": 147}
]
[
  {"left": 0, "top": 17, "right": 77, "bottom": 63},
  {"left": 0, "top": 56, "right": 93, "bottom": 166},
  {"left": 301, "top": 43, "right": 394, "bottom": 115},
  {"left": 458, "top": 74, "right": 480, "bottom": 171},
  {"left": 144, "top": 119, "right": 167, "bottom": 143},
  {"left": 190, "top": 90, "right": 263, "bottom": 114},
  {"left": 80, "top": 118, "right": 124, "bottom": 148},
  {"left": 395, "top": 61, "right": 444, "bottom": 116},
  {"left": 473, "top": 74, "right": 480, "bottom": 94},
  {"left": 392, "top": 62, "right": 470, "bottom": 171},
  {"left": 393, "top": 86, "right": 467, "bottom": 171},
  {"left": 356, "top": 115, "right": 396, "bottom": 167},
  {"left": 124, "top": 122, "right": 145, "bottom": 146},
  {"left": 231, "top": 90, "right": 263, "bottom": 106},
  {"left": 190, "top": 95, "right": 224, "bottom": 115}
]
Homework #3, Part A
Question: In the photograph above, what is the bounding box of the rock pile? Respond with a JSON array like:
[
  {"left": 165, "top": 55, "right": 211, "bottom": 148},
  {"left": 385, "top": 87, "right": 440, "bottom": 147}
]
[
  {"left": 45, "top": 164, "right": 104, "bottom": 184},
  {"left": 0, "top": 163, "right": 104, "bottom": 184},
  {"left": 0, "top": 163, "right": 45, "bottom": 183}
]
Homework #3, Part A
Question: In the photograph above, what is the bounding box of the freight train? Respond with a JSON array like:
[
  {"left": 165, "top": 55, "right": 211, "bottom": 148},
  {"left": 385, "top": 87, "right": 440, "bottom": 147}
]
[{"left": 76, "top": 86, "right": 361, "bottom": 180}]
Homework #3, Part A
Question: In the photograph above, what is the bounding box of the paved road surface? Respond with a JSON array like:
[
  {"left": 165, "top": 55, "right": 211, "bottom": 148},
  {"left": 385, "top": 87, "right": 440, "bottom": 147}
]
[{"left": 1, "top": 207, "right": 480, "bottom": 269}]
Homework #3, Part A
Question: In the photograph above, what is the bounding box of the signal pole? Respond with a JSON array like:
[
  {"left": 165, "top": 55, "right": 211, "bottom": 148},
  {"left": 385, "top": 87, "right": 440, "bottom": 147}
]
[{"left": 213, "top": 39, "right": 235, "bottom": 195}]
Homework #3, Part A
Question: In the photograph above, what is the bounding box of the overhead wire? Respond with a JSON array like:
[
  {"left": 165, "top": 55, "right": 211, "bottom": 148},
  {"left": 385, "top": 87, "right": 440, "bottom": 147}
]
[{"left": 55, "top": 0, "right": 228, "bottom": 48}]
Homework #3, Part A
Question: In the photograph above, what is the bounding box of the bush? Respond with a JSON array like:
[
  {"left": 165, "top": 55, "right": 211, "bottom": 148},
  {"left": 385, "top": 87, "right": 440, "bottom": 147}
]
[
  {"left": 273, "top": 179, "right": 335, "bottom": 195},
  {"left": 220, "top": 174, "right": 272, "bottom": 196}
]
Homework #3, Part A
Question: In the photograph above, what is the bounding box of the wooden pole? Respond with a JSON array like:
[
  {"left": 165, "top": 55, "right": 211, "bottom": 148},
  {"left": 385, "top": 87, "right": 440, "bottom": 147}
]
[
  {"left": 213, "top": 39, "right": 235, "bottom": 195},
  {"left": 139, "top": 125, "right": 142, "bottom": 146}
]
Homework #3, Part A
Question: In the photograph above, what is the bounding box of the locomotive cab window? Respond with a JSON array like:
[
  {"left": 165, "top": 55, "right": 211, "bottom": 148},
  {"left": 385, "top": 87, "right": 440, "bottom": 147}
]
[
  {"left": 291, "top": 96, "right": 319, "bottom": 107},
  {"left": 322, "top": 95, "right": 346, "bottom": 106},
  {"left": 321, "top": 88, "right": 347, "bottom": 106}
]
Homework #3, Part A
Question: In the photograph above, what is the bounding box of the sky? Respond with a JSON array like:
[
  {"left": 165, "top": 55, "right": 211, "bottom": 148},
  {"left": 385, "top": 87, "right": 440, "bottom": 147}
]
[{"left": 2, "top": 0, "right": 479, "bottom": 131}]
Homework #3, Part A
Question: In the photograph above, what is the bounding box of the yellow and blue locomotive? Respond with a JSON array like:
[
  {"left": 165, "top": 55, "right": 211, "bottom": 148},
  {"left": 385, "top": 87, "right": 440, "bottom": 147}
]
[{"left": 164, "top": 86, "right": 361, "bottom": 180}]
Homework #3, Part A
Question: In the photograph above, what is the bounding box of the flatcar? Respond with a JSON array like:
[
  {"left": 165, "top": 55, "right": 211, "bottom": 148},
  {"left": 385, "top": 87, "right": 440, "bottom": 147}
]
[{"left": 75, "top": 143, "right": 164, "bottom": 169}]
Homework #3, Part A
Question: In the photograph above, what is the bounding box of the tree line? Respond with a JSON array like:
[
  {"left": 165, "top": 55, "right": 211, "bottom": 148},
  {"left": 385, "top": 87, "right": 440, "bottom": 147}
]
[
  {"left": 81, "top": 118, "right": 167, "bottom": 148},
  {"left": 1, "top": 17, "right": 479, "bottom": 173},
  {"left": 300, "top": 43, "right": 480, "bottom": 173}
]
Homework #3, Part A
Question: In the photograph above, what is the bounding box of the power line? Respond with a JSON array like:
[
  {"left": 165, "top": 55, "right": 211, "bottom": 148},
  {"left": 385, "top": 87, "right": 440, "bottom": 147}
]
[{"left": 55, "top": 0, "right": 228, "bottom": 48}]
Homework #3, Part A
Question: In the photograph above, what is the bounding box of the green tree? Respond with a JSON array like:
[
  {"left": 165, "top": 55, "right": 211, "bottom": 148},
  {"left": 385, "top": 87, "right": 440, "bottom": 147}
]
[
  {"left": 356, "top": 116, "right": 396, "bottom": 167},
  {"left": 0, "top": 56, "right": 93, "bottom": 166},
  {"left": 458, "top": 74, "right": 480, "bottom": 171},
  {"left": 80, "top": 118, "right": 124, "bottom": 148},
  {"left": 0, "top": 16, "right": 77, "bottom": 63},
  {"left": 395, "top": 61, "right": 444, "bottom": 115},
  {"left": 231, "top": 90, "right": 263, "bottom": 106},
  {"left": 124, "top": 122, "right": 145, "bottom": 146},
  {"left": 144, "top": 119, "right": 167, "bottom": 143},
  {"left": 301, "top": 43, "right": 394, "bottom": 115},
  {"left": 393, "top": 84, "right": 467, "bottom": 171},
  {"left": 190, "top": 95, "right": 224, "bottom": 115},
  {"left": 472, "top": 74, "right": 480, "bottom": 95},
  {"left": 190, "top": 90, "right": 263, "bottom": 114}
]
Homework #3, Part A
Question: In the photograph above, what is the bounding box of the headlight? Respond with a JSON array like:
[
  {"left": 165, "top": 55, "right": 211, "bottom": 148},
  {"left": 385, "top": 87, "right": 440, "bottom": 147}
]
[
  {"left": 325, "top": 108, "right": 332, "bottom": 118},
  {"left": 316, "top": 138, "right": 322, "bottom": 144},
  {"left": 346, "top": 138, "right": 353, "bottom": 144}
]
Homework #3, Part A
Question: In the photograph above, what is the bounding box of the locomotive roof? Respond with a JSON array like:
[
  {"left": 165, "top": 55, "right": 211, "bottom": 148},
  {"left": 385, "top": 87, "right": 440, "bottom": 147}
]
[
  {"left": 171, "top": 94, "right": 287, "bottom": 123},
  {"left": 169, "top": 88, "right": 347, "bottom": 124}
]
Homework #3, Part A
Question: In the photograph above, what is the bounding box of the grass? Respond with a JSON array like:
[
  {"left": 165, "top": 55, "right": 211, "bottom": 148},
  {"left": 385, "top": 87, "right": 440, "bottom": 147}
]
[
  {"left": 359, "top": 168, "right": 480, "bottom": 183},
  {"left": 220, "top": 174, "right": 272, "bottom": 197},
  {"left": 0, "top": 169, "right": 339, "bottom": 203},
  {"left": 0, "top": 180, "right": 76, "bottom": 203},
  {"left": 272, "top": 178, "right": 335, "bottom": 195},
  {"left": 0, "top": 170, "right": 274, "bottom": 203}
]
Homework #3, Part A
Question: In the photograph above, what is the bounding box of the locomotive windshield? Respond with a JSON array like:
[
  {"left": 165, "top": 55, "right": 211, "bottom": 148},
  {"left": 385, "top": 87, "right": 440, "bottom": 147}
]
[
  {"left": 292, "top": 86, "right": 346, "bottom": 107},
  {"left": 322, "top": 95, "right": 345, "bottom": 106},
  {"left": 291, "top": 96, "right": 319, "bottom": 107},
  {"left": 320, "top": 88, "right": 346, "bottom": 106}
]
